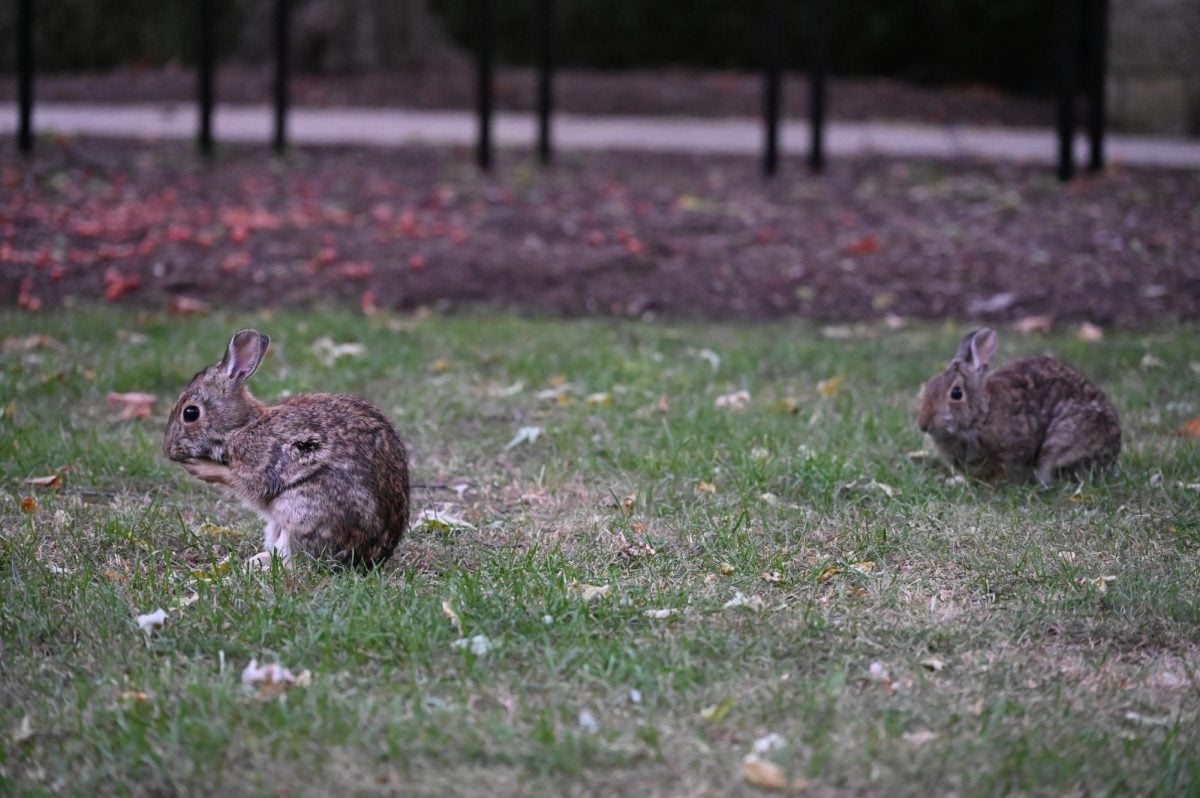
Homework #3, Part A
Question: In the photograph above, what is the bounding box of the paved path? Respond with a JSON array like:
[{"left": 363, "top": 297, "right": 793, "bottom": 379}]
[{"left": 4, "top": 102, "right": 1200, "bottom": 168}]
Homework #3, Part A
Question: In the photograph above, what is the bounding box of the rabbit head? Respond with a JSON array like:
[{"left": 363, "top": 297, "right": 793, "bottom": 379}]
[
  {"left": 917, "top": 327, "right": 998, "bottom": 439},
  {"left": 163, "top": 329, "right": 270, "bottom": 464}
]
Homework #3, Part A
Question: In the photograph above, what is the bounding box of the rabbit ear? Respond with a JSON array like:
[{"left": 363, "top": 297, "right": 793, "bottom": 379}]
[
  {"left": 959, "top": 328, "right": 997, "bottom": 373},
  {"left": 221, "top": 329, "right": 270, "bottom": 386}
]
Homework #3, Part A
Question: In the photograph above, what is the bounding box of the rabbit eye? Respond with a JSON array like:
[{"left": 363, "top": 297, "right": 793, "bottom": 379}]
[
  {"left": 182, "top": 405, "right": 201, "bottom": 423},
  {"left": 949, "top": 387, "right": 964, "bottom": 401}
]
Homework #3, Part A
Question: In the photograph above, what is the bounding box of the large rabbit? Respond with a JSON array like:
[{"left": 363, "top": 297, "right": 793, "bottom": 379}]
[
  {"left": 917, "top": 328, "right": 1121, "bottom": 486},
  {"left": 163, "top": 329, "right": 409, "bottom": 569}
]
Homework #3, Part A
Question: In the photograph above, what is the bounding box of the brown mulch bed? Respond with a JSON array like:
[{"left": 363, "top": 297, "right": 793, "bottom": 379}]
[
  {"left": 3, "top": 137, "right": 1197, "bottom": 326},
  {"left": 1, "top": 64, "right": 1057, "bottom": 128}
]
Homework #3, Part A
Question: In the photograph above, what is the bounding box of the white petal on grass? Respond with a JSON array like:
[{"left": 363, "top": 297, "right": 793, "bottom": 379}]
[
  {"left": 12, "top": 715, "right": 34, "bottom": 743},
  {"left": 643, "top": 608, "right": 678, "bottom": 619},
  {"left": 752, "top": 732, "right": 787, "bottom": 755},
  {"left": 311, "top": 337, "right": 365, "bottom": 367},
  {"left": 903, "top": 730, "right": 939, "bottom": 746},
  {"left": 136, "top": 608, "right": 167, "bottom": 634},
  {"left": 452, "top": 635, "right": 494, "bottom": 656},
  {"left": 629, "top": 689, "right": 642, "bottom": 704},
  {"left": 578, "top": 710, "right": 599, "bottom": 734},
  {"left": 714, "top": 390, "right": 751, "bottom": 410},
  {"left": 503, "top": 425, "right": 542, "bottom": 451},
  {"left": 241, "top": 658, "right": 311, "bottom": 687}
]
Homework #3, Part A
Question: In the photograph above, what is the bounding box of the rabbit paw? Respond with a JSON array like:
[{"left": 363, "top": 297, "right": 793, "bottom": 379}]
[{"left": 246, "top": 550, "right": 276, "bottom": 572}]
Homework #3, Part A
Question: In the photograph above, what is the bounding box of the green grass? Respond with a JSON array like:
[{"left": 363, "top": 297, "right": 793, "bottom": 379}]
[{"left": 2, "top": 308, "right": 1199, "bottom": 796}]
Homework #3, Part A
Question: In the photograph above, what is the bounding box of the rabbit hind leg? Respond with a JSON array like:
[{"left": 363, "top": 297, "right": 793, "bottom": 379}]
[{"left": 1034, "top": 403, "right": 1119, "bottom": 486}]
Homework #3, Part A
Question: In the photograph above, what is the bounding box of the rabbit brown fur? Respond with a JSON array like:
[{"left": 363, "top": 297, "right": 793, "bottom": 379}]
[
  {"left": 163, "top": 329, "right": 409, "bottom": 569},
  {"left": 917, "top": 328, "right": 1121, "bottom": 486}
]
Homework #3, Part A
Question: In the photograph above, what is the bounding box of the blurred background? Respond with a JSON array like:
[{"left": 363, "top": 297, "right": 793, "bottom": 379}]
[{"left": 1, "top": 0, "right": 1197, "bottom": 136}]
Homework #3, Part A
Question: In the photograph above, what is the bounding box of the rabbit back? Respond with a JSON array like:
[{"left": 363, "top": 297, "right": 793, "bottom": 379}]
[{"left": 227, "top": 393, "right": 410, "bottom": 567}]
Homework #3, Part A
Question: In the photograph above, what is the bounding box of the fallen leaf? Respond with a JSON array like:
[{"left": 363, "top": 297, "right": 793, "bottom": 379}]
[
  {"left": 2, "top": 334, "right": 65, "bottom": 352},
  {"left": 760, "top": 571, "right": 784, "bottom": 584},
  {"left": 413, "top": 509, "right": 477, "bottom": 534},
  {"left": 643, "top": 608, "right": 678, "bottom": 619},
  {"left": 1014, "top": 315, "right": 1053, "bottom": 334},
  {"left": 136, "top": 608, "right": 167, "bottom": 634},
  {"left": 699, "top": 696, "right": 736, "bottom": 722},
  {"left": 818, "top": 565, "right": 842, "bottom": 583},
  {"left": 817, "top": 375, "right": 844, "bottom": 398},
  {"left": 768, "top": 397, "right": 800, "bottom": 414},
  {"left": 569, "top": 582, "right": 612, "bottom": 602},
  {"left": 198, "top": 521, "right": 242, "bottom": 538},
  {"left": 107, "top": 391, "right": 156, "bottom": 420},
  {"left": 24, "top": 474, "right": 63, "bottom": 490},
  {"left": 1077, "top": 322, "right": 1105, "bottom": 343},
  {"left": 849, "top": 560, "right": 877, "bottom": 575},
  {"left": 718, "top": 563, "right": 735, "bottom": 576},
  {"left": 903, "top": 730, "right": 939, "bottom": 747},
  {"left": 1178, "top": 417, "right": 1200, "bottom": 439},
  {"left": 12, "top": 715, "right": 33, "bottom": 744},
  {"left": 695, "top": 481, "right": 717, "bottom": 494},
  {"left": 715, "top": 390, "right": 751, "bottom": 410},
  {"left": 167, "top": 295, "right": 211, "bottom": 316},
  {"left": 920, "top": 657, "right": 947, "bottom": 672},
  {"left": 442, "top": 600, "right": 463, "bottom": 634},
  {"left": 723, "top": 590, "right": 766, "bottom": 611},
  {"left": 741, "top": 755, "right": 787, "bottom": 791},
  {"left": 118, "top": 691, "right": 150, "bottom": 703},
  {"left": 311, "top": 337, "right": 365, "bottom": 366},
  {"left": 1078, "top": 575, "right": 1117, "bottom": 593},
  {"left": 20, "top": 496, "right": 38, "bottom": 514},
  {"left": 844, "top": 234, "right": 882, "bottom": 255},
  {"left": 503, "top": 425, "right": 542, "bottom": 452},
  {"left": 752, "top": 732, "right": 787, "bottom": 755},
  {"left": 1140, "top": 353, "right": 1165, "bottom": 369},
  {"left": 241, "top": 658, "right": 312, "bottom": 695},
  {"left": 585, "top": 392, "right": 612, "bottom": 407},
  {"left": 619, "top": 493, "right": 637, "bottom": 516},
  {"left": 103, "top": 267, "right": 142, "bottom": 301}
]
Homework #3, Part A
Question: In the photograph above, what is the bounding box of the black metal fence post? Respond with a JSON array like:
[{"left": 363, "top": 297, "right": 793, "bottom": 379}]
[
  {"left": 477, "top": 0, "right": 494, "bottom": 171},
  {"left": 1055, "top": 0, "right": 1079, "bottom": 181},
  {"left": 273, "top": 0, "right": 291, "bottom": 154},
  {"left": 1085, "top": 0, "right": 1108, "bottom": 173},
  {"left": 197, "top": 0, "right": 216, "bottom": 156},
  {"left": 536, "top": 0, "right": 554, "bottom": 164},
  {"left": 17, "top": 0, "right": 34, "bottom": 153},
  {"left": 762, "top": 0, "right": 783, "bottom": 177},
  {"left": 809, "top": 0, "right": 828, "bottom": 174}
]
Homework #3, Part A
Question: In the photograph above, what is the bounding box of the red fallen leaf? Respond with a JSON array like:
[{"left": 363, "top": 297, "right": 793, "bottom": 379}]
[
  {"left": 21, "top": 496, "right": 38, "bottom": 514},
  {"left": 103, "top": 268, "right": 142, "bottom": 301},
  {"left": 408, "top": 255, "right": 427, "bottom": 271},
  {"left": 316, "top": 246, "right": 338, "bottom": 266},
  {"left": 167, "top": 225, "right": 193, "bottom": 243},
  {"left": 107, "top": 391, "right": 157, "bottom": 420},
  {"left": 845, "top": 235, "right": 882, "bottom": 255},
  {"left": 337, "top": 261, "right": 374, "bottom": 280},
  {"left": 18, "top": 278, "right": 42, "bottom": 312},
  {"left": 220, "top": 252, "right": 252, "bottom": 272},
  {"left": 756, "top": 227, "right": 778, "bottom": 244},
  {"left": 625, "top": 237, "right": 645, "bottom": 255},
  {"left": 1180, "top": 417, "right": 1200, "bottom": 439},
  {"left": 168, "top": 295, "right": 212, "bottom": 316},
  {"left": 49, "top": 264, "right": 65, "bottom": 283},
  {"left": 230, "top": 226, "right": 248, "bottom": 244}
]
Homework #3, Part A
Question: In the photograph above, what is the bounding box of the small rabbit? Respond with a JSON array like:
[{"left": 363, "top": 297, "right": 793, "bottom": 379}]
[
  {"left": 163, "top": 329, "right": 409, "bottom": 569},
  {"left": 917, "top": 327, "right": 1121, "bottom": 486}
]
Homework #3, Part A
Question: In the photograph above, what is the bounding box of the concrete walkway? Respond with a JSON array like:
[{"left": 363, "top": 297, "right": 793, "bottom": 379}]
[{"left": 4, "top": 102, "right": 1200, "bottom": 168}]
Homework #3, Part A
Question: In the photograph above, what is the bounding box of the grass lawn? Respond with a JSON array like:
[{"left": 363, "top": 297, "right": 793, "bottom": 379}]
[{"left": 2, "top": 308, "right": 1198, "bottom": 796}]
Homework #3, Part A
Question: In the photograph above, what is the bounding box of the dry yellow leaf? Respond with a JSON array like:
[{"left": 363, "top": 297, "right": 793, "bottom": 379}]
[
  {"left": 699, "top": 696, "right": 736, "bottom": 722},
  {"left": 24, "top": 474, "right": 62, "bottom": 490},
  {"left": 620, "top": 493, "right": 637, "bottom": 516},
  {"left": 741, "top": 755, "right": 787, "bottom": 791},
  {"left": 1014, "top": 315, "right": 1053, "bottom": 335},
  {"left": 547, "top": 374, "right": 569, "bottom": 387},
  {"left": 817, "top": 375, "right": 844, "bottom": 398},
  {"left": 818, "top": 565, "right": 842, "bottom": 583},
  {"left": 569, "top": 582, "right": 612, "bottom": 602},
  {"left": 695, "top": 481, "right": 717, "bottom": 493},
  {"left": 429, "top": 357, "right": 452, "bottom": 373},
  {"left": 718, "top": 563, "right": 735, "bottom": 576}
]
